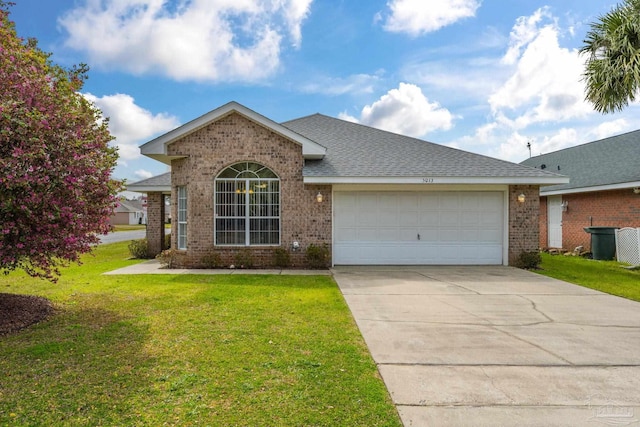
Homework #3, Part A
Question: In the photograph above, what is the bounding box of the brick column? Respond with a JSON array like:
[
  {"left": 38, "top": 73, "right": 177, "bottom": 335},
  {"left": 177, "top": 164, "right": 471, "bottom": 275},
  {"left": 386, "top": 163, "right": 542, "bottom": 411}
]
[
  {"left": 146, "top": 192, "right": 165, "bottom": 257},
  {"left": 508, "top": 185, "right": 540, "bottom": 265}
]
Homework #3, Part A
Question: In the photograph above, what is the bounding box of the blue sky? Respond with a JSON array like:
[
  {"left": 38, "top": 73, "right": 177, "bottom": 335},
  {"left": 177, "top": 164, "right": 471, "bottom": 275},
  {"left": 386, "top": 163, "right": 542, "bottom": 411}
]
[{"left": 10, "top": 0, "right": 636, "bottom": 184}]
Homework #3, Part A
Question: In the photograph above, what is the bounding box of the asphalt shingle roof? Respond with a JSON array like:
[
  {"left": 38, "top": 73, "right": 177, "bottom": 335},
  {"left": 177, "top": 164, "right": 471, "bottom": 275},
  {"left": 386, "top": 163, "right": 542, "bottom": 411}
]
[
  {"left": 520, "top": 129, "right": 640, "bottom": 192},
  {"left": 282, "top": 114, "right": 560, "bottom": 179},
  {"left": 128, "top": 171, "right": 171, "bottom": 190},
  {"left": 115, "top": 199, "right": 143, "bottom": 213},
  {"left": 128, "top": 109, "right": 567, "bottom": 193}
]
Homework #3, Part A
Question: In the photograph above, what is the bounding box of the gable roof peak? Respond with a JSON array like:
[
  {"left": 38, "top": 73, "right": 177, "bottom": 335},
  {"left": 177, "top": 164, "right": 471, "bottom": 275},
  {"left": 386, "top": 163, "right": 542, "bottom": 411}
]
[{"left": 139, "top": 101, "right": 326, "bottom": 165}]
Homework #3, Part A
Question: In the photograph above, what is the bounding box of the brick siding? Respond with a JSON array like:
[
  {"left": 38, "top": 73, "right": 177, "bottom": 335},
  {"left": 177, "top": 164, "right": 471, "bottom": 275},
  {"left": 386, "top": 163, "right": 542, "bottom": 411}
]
[
  {"left": 540, "top": 189, "right": 640, "bottom": 251},
  {"left": 166, "top": 112, "right": 331, "bottom": 268},
  {"left": 508, "top": 185, "right": 540, "bottom": 265},
  {"left": 146, "top": 192, "right": 165, "bottom": 256}
]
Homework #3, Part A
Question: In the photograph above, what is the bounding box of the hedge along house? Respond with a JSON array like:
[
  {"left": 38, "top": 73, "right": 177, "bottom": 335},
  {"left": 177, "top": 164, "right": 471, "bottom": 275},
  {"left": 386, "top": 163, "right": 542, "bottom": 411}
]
[
  {"left": 127, "top": 102, "right": 567, "bottom": 268},
  {"left": 521, "top": 130, "right": 640, "bottom": 252}
]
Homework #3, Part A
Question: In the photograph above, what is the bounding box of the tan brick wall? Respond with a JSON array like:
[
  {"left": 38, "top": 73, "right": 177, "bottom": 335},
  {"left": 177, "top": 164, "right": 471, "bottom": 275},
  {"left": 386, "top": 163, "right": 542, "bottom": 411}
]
[
  {"left": 147, "top": 192, "right": 165, "bottom": 256},
  {"left": 166, "top": 112, "right": 332, "bottom": 268},
  {"left": 539, "top": 189, "right": 640, "bottom": 252},
  {"left": 508, "top": 185, "right": 540, "bottom": 265}
]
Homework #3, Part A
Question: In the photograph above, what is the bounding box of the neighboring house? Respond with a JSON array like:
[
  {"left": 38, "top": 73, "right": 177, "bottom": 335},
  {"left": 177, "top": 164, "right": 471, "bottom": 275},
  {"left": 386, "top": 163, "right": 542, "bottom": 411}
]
[
  {"left": 127, "top": 102, "right": 566, "bottom": 268},
  {"left": 110, "top": 199, "right": 145, "bottom": 225},
  {"left": 521, "top": 130, "right": 640, "bottom": 251}
]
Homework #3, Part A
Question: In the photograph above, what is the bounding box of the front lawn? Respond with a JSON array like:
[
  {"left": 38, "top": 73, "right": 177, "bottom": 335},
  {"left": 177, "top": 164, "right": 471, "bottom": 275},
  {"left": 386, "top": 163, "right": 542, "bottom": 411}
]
[
  {"left": 0, "top": 242, "right": 401, "bottom": 426},
  {"left": 538, "top": 252, "right": 640, "bottom": 302}
]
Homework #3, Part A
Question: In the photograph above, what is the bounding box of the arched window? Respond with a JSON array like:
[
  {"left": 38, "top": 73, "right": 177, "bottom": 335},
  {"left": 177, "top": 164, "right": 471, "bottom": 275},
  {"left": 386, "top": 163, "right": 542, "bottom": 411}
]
[{"left": 214, "top": 162, "right": 280, "bottom": 246}]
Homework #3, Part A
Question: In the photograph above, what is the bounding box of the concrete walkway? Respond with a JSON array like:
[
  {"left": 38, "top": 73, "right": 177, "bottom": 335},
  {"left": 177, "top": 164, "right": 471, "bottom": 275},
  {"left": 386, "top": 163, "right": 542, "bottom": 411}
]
[
  {"left": 332, "top": 266, "right": 640, "bottom": 427},
  {"left": 104, "top": 259, "right": 331, "bottom": 275}
]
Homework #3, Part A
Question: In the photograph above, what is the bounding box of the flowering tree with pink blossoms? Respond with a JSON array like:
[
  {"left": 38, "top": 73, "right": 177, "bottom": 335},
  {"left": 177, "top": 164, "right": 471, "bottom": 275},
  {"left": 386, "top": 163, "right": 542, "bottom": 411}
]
[{"left": 0, "top": 2, "right": 122, "bottom": 281}]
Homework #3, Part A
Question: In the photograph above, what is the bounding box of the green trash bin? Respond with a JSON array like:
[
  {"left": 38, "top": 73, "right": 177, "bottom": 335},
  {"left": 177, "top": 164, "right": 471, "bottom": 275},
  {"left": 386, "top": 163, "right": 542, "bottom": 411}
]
[{"left": 583, "top": 226, "right": 619, "bottom": 260}]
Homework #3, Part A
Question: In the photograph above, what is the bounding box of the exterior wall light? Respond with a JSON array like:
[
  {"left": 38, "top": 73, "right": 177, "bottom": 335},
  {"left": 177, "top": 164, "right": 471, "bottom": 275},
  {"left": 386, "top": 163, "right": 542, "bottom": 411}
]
[
  {"left": 561, "top": 200, "right": 568, "bottom": 211},
  {"left": 316, "top": 192, "right": 323, "bottom": 203},
  {"left": 517, "top": 193, "right": 526, "bottom": 203}
]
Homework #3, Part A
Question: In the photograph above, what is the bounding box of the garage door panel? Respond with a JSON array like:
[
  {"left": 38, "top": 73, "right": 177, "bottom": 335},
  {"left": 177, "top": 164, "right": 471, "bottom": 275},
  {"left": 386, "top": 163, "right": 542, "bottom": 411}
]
[
  {"left": 459, "top": 229, "right": 480, "bottom": 242},
  {"left": 379, "top": 228, "right": 400, "bottom": 241},
  {"left": 334, "top": 191, "right": 503, "bottom": 265},
  {"left": 461, "top": 211, "right": 480, "bottom": 226},
  {"left": 478, "top": 229, "right": 502, "bottom": 243},
  {"left": 416, "top": 229, "right": 438, "bottom": 241},
  {"left": 398, "top": 194, "right": 419, "bottom": 210},
  {"left": 439, "top": 212, "right": 460, "bottom": 227},
  {"left": 479, "top": 211, "right": 501, "bottom": 226},
  {"left": 419, "top": 211, "right": 440, "bottom": 225},
  {"left": 357, "top": 228, "right": 378, "bottom": 240},
  {"left": 399, "top": 211, "right": 419, "bottom": 226},
  {"left": 399, "top": 229, "right": 419, "bottom": 241}
]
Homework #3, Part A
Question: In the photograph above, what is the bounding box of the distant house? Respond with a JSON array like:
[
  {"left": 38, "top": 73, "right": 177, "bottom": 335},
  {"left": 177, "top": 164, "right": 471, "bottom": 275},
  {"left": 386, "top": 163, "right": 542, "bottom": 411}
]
[
  {"left": 110, "top": 199, "right": 145, "bottom": 225},
  {"left": 521, "top": 130, "right": 640, "bottom": 251},
  {"left": 127, "top": 101, "right": 566, "bottom": 268}
]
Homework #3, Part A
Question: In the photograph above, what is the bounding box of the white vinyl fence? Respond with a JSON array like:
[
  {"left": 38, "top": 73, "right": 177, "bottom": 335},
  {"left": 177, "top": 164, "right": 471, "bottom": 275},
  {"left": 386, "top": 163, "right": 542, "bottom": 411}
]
[{"left": 615, "top": 227, "right": 640, "bottom": 266}]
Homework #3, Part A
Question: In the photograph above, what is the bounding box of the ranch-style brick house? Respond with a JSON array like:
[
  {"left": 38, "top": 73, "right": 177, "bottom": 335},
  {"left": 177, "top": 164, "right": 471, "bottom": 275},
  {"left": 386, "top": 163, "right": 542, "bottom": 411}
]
[
  {"left": 521, "top": 130, "right": 640, "bottom": 252},
  {"left": 127, "top": 101, "right": 567, "bottom": 268}
]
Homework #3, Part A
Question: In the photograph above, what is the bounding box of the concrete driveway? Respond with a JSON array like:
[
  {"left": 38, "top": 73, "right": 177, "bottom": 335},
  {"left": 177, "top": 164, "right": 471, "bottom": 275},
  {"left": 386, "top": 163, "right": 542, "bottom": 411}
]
[{"left": 332, "top": 266, "right": 640, "bottom": 427}]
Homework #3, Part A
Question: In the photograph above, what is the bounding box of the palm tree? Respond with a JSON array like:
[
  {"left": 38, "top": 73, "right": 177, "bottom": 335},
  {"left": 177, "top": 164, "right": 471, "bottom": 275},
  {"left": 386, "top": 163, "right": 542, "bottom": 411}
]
[{"left": 580, "top": 0, "right": 640, "bottom": 114}]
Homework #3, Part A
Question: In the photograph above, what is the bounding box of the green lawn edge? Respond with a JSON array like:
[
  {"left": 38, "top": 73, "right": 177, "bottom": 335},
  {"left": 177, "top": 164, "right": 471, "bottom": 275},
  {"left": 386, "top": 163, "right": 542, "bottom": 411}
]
[{"left": 537, "top": 252, "right": 640, "bottom": 302}]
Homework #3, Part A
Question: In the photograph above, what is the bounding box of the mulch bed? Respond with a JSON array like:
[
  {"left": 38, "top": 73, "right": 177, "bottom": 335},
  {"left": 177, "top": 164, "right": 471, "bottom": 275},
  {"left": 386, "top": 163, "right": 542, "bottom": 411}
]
[{"left": 0, "top": 293, "right": 55, "bottom": 336}]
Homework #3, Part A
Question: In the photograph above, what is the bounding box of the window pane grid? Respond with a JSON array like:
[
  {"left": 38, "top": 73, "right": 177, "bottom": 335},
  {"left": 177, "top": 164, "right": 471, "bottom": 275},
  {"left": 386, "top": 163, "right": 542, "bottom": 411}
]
[
  {"left": 215, "top": 169, "right": 279, "bottom": 246},
  {"left": 177, "top": 186, "right": 187, "bottom": 250}
]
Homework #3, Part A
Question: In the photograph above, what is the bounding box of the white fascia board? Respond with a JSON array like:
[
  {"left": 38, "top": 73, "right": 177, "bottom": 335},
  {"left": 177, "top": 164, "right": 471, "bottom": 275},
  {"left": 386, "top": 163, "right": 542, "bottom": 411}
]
[
  {"left": 140, "top": 101, "right": 326, "bottom": 161},
  {"left": 541, "top": 181, "right": 640, "bottom": 196},
  {"left": 304, "top": 176, "right": 570, "bottom": 185}
]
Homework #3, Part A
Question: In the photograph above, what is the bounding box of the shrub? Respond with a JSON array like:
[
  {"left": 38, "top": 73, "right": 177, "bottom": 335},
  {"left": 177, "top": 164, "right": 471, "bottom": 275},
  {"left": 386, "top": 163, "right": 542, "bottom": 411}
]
[
  {"left": 234, "top": 249, "right": 255, "bottom": 269},
  {"left": 128, "top": 239, "right": 151, "bottom": 259},
  {"left": 515, "top": 250, "right": 542, "bottom": 269},
  {"left": 164, "top": 233, "right": 171, "bottom": 250},
  {"left": 273, "top": 248, "right": 291, "bottom": 268},
  {"left": 201, "top": 252, "right": 223, "bottom": 269},
  {"left": 305, "top": 243, "right": 330, "bottom": 269},
  {"left": 156, "top": 249, "right": 176, "bottom": 268}
]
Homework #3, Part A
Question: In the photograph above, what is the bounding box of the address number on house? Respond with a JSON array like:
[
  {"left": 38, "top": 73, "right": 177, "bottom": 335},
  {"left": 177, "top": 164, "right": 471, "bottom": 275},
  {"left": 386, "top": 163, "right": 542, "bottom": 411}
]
[{"left": 422, "top": 178, "right": 435, "bottom": 183}]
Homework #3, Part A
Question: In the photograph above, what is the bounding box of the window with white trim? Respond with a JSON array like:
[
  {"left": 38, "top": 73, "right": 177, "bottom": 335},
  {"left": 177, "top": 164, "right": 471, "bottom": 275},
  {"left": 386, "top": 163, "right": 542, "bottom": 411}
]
[
  {"left": 215, "top": 162, "right": 280, "bottom": 246},
  {"left": 177, "top": 186, "right": 187, "bottom": 250}
]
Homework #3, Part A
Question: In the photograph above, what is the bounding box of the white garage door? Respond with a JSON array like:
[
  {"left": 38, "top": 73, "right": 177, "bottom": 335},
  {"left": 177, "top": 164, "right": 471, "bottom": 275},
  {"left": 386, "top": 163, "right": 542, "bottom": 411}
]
[{"left": 334, "top": 191, "right": 504, "bottom": 265}]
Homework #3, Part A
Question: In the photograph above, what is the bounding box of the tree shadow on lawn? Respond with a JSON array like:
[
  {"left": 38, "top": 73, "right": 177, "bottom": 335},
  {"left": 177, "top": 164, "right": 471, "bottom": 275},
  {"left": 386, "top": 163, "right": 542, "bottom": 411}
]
[{"left": 0, "top": 305, "right": 158, "bottom": 426}]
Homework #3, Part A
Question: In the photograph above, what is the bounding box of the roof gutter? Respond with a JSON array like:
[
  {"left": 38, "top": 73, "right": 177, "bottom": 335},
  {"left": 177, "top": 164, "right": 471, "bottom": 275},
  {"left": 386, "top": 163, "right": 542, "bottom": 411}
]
[
  {"left": 541, "top": 180, "right": 640, "bottom": 196},
  {"left": 303, "top": 176, "right": 570, "bottom": 185}
]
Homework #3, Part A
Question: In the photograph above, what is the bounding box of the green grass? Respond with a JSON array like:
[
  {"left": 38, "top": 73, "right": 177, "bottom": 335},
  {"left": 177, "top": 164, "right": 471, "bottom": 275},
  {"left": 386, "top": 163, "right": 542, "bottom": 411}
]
[
  {"left": 537, "top": 252, "right": 640, "bottom": 302},
  {"left": 112, "top": 224, "right": 146, "bottom": 231},
  {"left": 112, "top": 224, "right": 171, "bottom": 232},
  {"left": 0, "top": 243, "right": 401, "bottom": 426}
]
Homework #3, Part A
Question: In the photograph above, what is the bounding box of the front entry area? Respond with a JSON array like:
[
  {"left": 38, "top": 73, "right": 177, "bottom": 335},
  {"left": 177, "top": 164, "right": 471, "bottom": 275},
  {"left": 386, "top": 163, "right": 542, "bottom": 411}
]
[{"left": 333, "top": 191, "right": 504, "bottom": 265}]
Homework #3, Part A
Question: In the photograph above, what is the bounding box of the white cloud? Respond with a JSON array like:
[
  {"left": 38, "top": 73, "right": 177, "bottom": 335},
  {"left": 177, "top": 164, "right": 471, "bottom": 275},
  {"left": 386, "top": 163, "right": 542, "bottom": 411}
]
[
  {"left": 382, "top": 0, "right": 481, "bottom": 36},
  {"left": 84, "top": 93, "right": 180, "bottom": 161},
  {"left": 488, "top": 9, "right": 592, "bottom": 130},
  {"left": 345, "top": 83, "right": 454, "bottom": 137},
  {"left": 134, "top": 169, "right": 154, "bottom": 180},
  {"left": 502, "top": 7, "right": 551, "bottom": 65},
  {"left": 589, "top": 119, "right": 630, "bottom": 140},
  {"left": 59, "top": 0, "right": 313, "bottom": 82}
]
